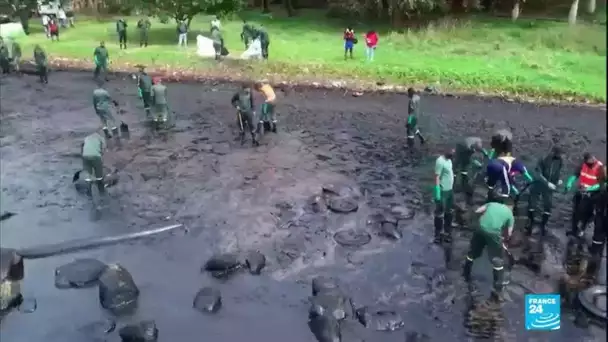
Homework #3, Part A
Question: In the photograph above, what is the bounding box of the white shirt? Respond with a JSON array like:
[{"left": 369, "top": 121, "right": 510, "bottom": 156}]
[
  {"left": 42, "top": 15, "right": 49, "bottom": 25},
  {"left": 58, "top": 10, "right": 66, "bottom": 20}
]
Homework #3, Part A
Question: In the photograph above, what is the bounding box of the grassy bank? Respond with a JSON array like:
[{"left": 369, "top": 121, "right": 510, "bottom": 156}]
[{"left": 13, "top": 10, "right": 608, "bottom": 102}]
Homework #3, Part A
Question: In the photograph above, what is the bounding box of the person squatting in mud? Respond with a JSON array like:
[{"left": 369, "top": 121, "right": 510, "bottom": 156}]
[
  {"left": 231, "top": 84, "right": 259, "bottom": 146},
  {"left": 92, "top": 80, "right": 119, "bottom": 138},
  {"left": 33, "top": 45, "right": 48, "bottom": 84},
  {"left": 406, "top": 87, "right": 426, "bottom": 148},
  {"left": 136, "top": 65, "right": 153, "bottom": 120},
  {"left": 565, "top": 153, "right": 605, "bottom": 241},
  {"left": 453, "top": 136, "right": 492, "bottom": 206},
  {"left": 150, "top": 77, "right": 170, "bottom": 127},
  {"left": 434, "top": 147, "right": 455, "bottom": 244},
  {"left": 463, "top": 201, "right": 515, "bottom": 302},
  {"left": 524, "top": 146, "right": 564, "bottom": 237},
  {"left": 484, "top": 130, "right": 533, "bottom": 204},
  {"left": 254, "top": 81, "right": 278, "bottom": 134},
  {"left": 93, "top": 41, "right": 110, "bottom": 81},
  {"left": 81, "top": 129, "right": 108, "bottom": 195}
]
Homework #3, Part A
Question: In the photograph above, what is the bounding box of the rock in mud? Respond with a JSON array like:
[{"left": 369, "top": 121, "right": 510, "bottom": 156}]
[
  {"left": 17, "top": 297, "right": 37, "bottom": 313},
  {"left": 202, "top": 253, "right": 243, "bottom": 279},
  {"left": 54, "top": 258, "right": 108, "bottom": 289},
  {"left": 310, "top": 292, "right": 353, "bottom": 321},
  {"left": 333, "top": 229, "right": 371, "bottom": 248},
  {"left": 308, "top": 311, "right": 342, "bottom": 342},
  {"left": 118, "top": 320, "right": 158, "bottom": 342},
  {"left": 312, "top": 276, "right": 340, "bottom": 296},
  {"left": 355, "top": 307, "right": 405, "bottom": 331},
  {"left": 98, "top": 264, "right": 140, "bottom": 315},
  {"left": 391, "top": 205, "right": 413, "bottom": 220},
  {"left": 307, "top": 195, "right": 327, "bottom": 213},
  {"left": 378, "top": 222, "right": 402, "bottom": 240},
  {"left": 405, "top": 331, "right": 431, "bottom": 342},
  {"left": 193, "top": 286, "right": 222, "bottom": 314},
  {"left": 322, "top": 183, "right": 358, "bottom": 198},
  {"left": 327, "top": 197, "right": 358, "bottom": 213},
  {"left": 245, "top": 251, "right": 266, "bottom": 275}
]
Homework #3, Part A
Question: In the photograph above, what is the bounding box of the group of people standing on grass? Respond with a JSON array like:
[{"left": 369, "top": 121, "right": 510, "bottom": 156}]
[{"left": 343, "top": 27, "right": 379, "bottom": 61}]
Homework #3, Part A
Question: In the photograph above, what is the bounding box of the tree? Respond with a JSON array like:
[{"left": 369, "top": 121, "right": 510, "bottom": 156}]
[
  {"left": 568, "top": 0, "right": 579, "bottom": 25},
  {"left": 139, "top": 0, "right": 244, "bottom": 26}
]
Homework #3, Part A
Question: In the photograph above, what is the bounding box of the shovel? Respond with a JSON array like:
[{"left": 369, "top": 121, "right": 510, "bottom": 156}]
[{"left": 120, "top": 121, "right": 130, "bottom": 140}]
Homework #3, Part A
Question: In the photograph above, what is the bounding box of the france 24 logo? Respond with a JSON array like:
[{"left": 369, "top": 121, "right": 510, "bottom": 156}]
[{"left": 525, "top": 294, "right": 561, "bottom": 331}]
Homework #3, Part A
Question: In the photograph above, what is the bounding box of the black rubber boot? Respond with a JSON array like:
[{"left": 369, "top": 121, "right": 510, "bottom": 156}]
[
  {"left": 257, "top": 122, "right": 264, "bottom": 136},
  {"left": 525, "top": 209, "right": 535, "bottom": 236},
  {"left": 490, "top": 269, "right": 506, "bottom": 303},
  {"left": 240, "top": 132, "right": 246, "bottom": 146},
  {"left": 103, "top": 128, "right": 112, "bottom": 139},
  {"left": 462, "top": 259, "right": 473, "bottom": 282},
  {"left": 111, "top": 127, "right": 119, "bottom": 138},
  {"left": 251, "top": 132, "right": 259, "bottom": 147},
  {"left": 433, "top": 216, "right": 443, "bottom": 244},
  {"left": 443, "top": 212, "right": 454, "bottom": 243},
  {"left": 271, "top": 122, "right": 277, "bottom": 133},
  {"left": 407, "top": 137, "right": 415, "bottom": 149},
  {"left": 540, "top": 213, "right": 550, "bottom": 237}
]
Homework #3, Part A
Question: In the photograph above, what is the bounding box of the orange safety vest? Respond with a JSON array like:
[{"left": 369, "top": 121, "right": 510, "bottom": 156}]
[{"left": 579, "top": 161, "right": 603, "bottom": 188}]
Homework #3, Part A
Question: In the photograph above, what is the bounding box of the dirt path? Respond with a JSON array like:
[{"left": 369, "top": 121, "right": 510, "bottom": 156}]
[{"left": 0, "top": 72, "right": 605, "bottom": 341}]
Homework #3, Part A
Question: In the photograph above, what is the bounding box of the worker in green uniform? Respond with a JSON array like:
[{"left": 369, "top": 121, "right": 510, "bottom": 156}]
[
  {"left": 454, "top": 136, "right": 492, "bottom": 205},
  {"left": 406, "top": 87, "right": 426, "bottom": 148},
  {"left": 33, "top": 45, "right": 48, "bottom": 84},
  {"left": 150, "top": 77, "right": 169, "bottom": 128},
  {"left": 137, "top": 17, "right": 151, "bottom": 47},
  {"left": 9, "top": 38, "right": 21, "bottom": 73},
  {"left": 116, "top": 18, "right": 128, "bottom": 49},
  {"left": 257, "top": 25, "right": 270, "bottom": 59},
  {"left": 81, "top": 130, "right": 107, "bottom": 194},
  {"left": 0, "top": 37, "right": 9, "bottom": 74},
  {"left": 240, "top": 20, "right": 255, "bottom": 48},
  {"left": 92, "top": 81, "right": 119, "bottom": 138},
  {"left": 463, "top": 201, "right": 515, "bottom": 302},
  {"left": 93, "top": 41, "right": 110, "bottom": 81},
  {"left": 231, "top": 84, "right": 259, "bottom": 146},
  {"left": 525, "top": 146, "right": 563, "bottom": 237},
  {"left": 211, "top": 27, "right": 223, "bottom": 61},
  {"left": 136, "top": 65, "right": 153, "bottom": 120},
  {"left": 434, "top": 148, "right": 455, "bottom": 243}
]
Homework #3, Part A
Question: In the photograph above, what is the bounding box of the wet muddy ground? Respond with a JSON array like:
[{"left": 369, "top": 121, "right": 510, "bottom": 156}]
[{"left": 0, "top": 72, "right": 606, "bottom": 342}]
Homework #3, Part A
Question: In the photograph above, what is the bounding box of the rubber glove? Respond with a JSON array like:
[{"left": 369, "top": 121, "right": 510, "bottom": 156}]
[
  {"left": 510, "top": 185, "right": 520, "bottom": 196},
  {"left": 547, "top": 182, "right": 557, "bottom": 191},
  {"left": 486, "top": 149, "right": 496, "bottom": 160},
  {"left": 472, "top": 159, "right": 483, "bottom": 168},
  {"left": 138, "top": 88, "right": 142, "bottom": 98},
  {"left": 94, "top": 55, "right": 99, "bottom": 66},
  {"left": 523, "top": 171, "right": 534, "bottom": 183},
  {"left": 565, "top": 176, "right": 577, "bottom": 192},
  {"left": 585, "top": 184, "right": 600, "bottom": 192},
  {"left": 433, "top": 185, "right": 441, "bottom": 202}
]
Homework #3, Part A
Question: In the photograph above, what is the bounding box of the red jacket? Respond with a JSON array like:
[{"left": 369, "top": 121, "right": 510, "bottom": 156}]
[
  {"left": 49, "top": 22, "right": 58, "bottom": 33},
  {"left": 365, "top": 32, "right": 378, "bottom": 47}
]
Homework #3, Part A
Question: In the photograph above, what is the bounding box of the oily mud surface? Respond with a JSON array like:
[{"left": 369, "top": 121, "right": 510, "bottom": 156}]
[{"left": 0, "top": 72, "right": 606, "bottom": 342}]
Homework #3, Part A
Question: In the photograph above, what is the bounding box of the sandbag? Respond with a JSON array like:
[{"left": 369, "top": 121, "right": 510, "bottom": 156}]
[
  {"left": 241, "top": 38, "right": 262, "bottom": 60},
  {"left": 312, "top": 276, "right": 339, "bottom": 296},
  {"left": 378, "top": 222, "right": 402, "bottom": 240},
  {"left": 203, "top": 253, "right": 240, "bottom": 272},
  {"left": 98, "top": 264, "right": 139, "bottom": 315},
  {"left": 333, "top": 229, "right": 371, "bottom": 248},
  {"left": 308, "top": 311, "right": 341, "bottom": 342},
  {"left": 327, "top": 197, "right": 358, "bottom": 213},
  {"left": 119, "top": 320, "right": 158, "bottom": 342},
  {"left": 309, "top": 292, "right": 353, "bottom": 321},
  {"left": 245, "top": 251, "right": 266, "bottom": 275},
  {"left": 193, "top": 286, "right": 222, "bottom": 314},
  {"left": 55, "top": 258, "right": 108, "bottom": 289}
]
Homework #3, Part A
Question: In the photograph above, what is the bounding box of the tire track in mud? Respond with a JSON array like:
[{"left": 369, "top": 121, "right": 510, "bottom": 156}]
[{"left": 0, "top": 72, "right": 606, "bottom": 342}]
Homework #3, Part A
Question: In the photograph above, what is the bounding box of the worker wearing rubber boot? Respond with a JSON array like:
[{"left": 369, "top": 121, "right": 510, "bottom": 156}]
[
  {"left": 583, "top": 168, "right": 607, "bottom": 283},
  {"left": 463, "top": 201, "right": 515, "bottom": 302},
  {"left": 231, "top": 84, "right": 259, "bottom": 146},
  {"left": 150, "top": 77, "right": 169, "bottom": 129},
  {"left": 81, "top": 130, "right": 107, "bottom": 195},
  {"left": 406, "top": 87, "right": 426, "bottom": 148},
  {"left": 454, "top": 136, "right": 492, "bottom": 205},
  {"left": 33, "top": 45, "right": 48, "bottom": 84},
  {"left": 525, "top": 146, "right": 564, "bottom": 237},
  {"left": 434, "top": 148, "right": 455, "bottom": 243},
  {"left": 565, "top": 153, "right": 605, "bottom": 239},
  {"left": 211, "top": 27, "right": 224, "bottom": 61},
  {"left": 136, "top": 65, "right": 153, "bottom": 120},
  {"left": 254, "top": 81, "right": 277, "bottom": 134},
  {"left": 93, "top": 41, "right": 110, "bottom": 81},
  {"left": 93, "top": 81, "right": 119, "bottom": 138}
]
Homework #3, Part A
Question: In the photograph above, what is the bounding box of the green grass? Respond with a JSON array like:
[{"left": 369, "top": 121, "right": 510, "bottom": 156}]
[{"left": 13, "top": 9, "right": 607, "bottom": 102}]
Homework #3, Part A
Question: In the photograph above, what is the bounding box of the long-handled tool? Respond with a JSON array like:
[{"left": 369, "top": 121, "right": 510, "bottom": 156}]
[{"left": 237, "top": 110, "right": 246, "bottom": 145}]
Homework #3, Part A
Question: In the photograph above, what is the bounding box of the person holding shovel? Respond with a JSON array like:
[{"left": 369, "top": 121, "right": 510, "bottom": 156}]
[
  {"left": 136, "top": 65, "right": 153, "bottom": 120},
  {"left": 210, "top": 27, "right": 224, "bottom": 61},
  {"left": 150, "top": 77, "right": 169, "bottom": 128},
  {"left": 231, "top": 84, "right": 259, "bottom": 146},
  {"left": 81, "top": 129, "right": 108, "bottom": 195},
  {"left": 254, "top": 81, "right": 277, "bottom": 134},
  {"left": 34, "top": 45, "right": 48, "bottom": 84},
  {"left": 92, "top": 80, "right": 119, "bottom": 138},
  {"left": 93, "top": 41, "right": 110, "bottom": 81}
]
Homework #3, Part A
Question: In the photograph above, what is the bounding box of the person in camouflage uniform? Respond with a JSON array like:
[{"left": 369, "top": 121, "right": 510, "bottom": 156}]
[
  {"left": 137, "top": 17, "right": 151, "bottom": 47},
  {"left": 406, "top": 87, "right": 426, "bottom": 148},
  {"left": 211, "top": 27, "right": 224, "bottom": 61},
  {"left": 93, "top": 41, "right": 110, "bottom": 81},
  {"left": 81, "top": 130, "right": 107, "bottom": 194},
  {"left": 256, "top": 25, "right": 270, "bottom": 59},
  {"left": 34, "top": 45, "right": 48, "bottom": 84},
  {"left": 92, "top": 80, "right": 119, "bottom": 138},
  {"left": 136, "top": 65, "right": 153, "bottom": 120},
  {"left": 454, "top": 136, "right": 492, "bottom": 205},
  {"left": 0, "top": 38, "right": 9, "bottom": 74},
  {"left": 231, "top": 84, "right": 259, "bottom": 146},
  {"left": 116, "top": 18, "right": 128, "bottom": 49},
  {"left": 240, "top": 20, "right": 255, "bottom": 48},
  {"left": 150, "top": 77, "right": 169, "bottom": 128},
  {"left": 8, "top": 38, "right": 22, "bottom": 73}
]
